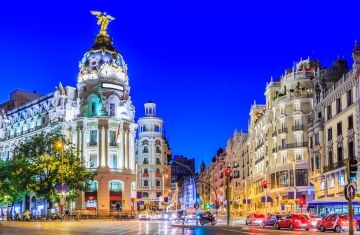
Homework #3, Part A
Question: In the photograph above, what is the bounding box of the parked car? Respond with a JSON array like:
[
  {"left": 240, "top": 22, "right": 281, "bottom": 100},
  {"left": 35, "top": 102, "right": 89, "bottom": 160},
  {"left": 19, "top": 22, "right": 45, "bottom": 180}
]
[
  {"left": 245, "top": 213, "right": 266, "bottom": 226},
  {"left": 308, "top": 214, "right": 323, "bottom": 229},
  {"left": 262, "top": 215, "right": 281, "bottom": 227},
  {"left": 275, "top": 214, "right": 310, "bottom": 230},
  {"left": 317, "top": 214, "right": 356, "bottom": 233}
]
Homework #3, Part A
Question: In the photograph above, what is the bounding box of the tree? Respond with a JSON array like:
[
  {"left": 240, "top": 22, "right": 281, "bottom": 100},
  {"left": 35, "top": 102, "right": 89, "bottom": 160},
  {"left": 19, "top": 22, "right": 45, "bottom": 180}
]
[
  {"left": 12, "top": 133, "right": 96, "bottom": 208},
  {"left": 0, "top": 158, "right": 30, "bottom": 219}
]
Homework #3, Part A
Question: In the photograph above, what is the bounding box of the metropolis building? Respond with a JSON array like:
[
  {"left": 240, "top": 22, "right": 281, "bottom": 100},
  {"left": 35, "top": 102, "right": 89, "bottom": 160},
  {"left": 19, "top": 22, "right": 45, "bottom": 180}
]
[{"left": 0, "top": 14, "right": 170, "bottom": 216}]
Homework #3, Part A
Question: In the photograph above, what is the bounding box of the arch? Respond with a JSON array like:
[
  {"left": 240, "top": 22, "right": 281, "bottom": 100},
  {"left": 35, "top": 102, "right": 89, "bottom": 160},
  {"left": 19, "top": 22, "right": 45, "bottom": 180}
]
[
  {"left": 108, "top": 180, "right": 124, "bottom": 192},
  {"left": 86, "top": 93, "right": 101, "bottom": 117}
]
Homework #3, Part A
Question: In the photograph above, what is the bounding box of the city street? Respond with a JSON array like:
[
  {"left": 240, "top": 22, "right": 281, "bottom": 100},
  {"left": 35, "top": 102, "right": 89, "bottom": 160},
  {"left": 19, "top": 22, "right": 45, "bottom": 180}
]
[{"left": 0, "top": 220, "right": 350, "bottom": 235}]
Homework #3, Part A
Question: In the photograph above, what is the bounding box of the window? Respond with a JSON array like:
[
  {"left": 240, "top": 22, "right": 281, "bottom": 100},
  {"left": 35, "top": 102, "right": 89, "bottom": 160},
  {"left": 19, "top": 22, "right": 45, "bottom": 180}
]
[
  {"left": 280, "top": 106, "right": 285, "bottom": 115},
  {"left": 311, "top": 158, "right": 314, "bottom": 172},
  {"left": 328, "top": 151, "right": 333, "bottom": 166},
  {"left": 329, "top": 178, "right": 335, "bottom": 188},
  {"left": 337, "top": 122, "right": 342, "bottom": 136},
  {"left": 295, "top": 103, "right": 301, "bottom": 111},
  {"left": 90, "top": 130, "right": 97, "bottom": 146},
  {"left": 336, "top": 98, "right": 341, "bottom": 114},
  {"left": 292, "top": 169, "right": 308, "bottom": 186},
  {"left": 109, "top": 103, "right": 116, "bottom": 116},
  {"left": 143, "top": 158, "right": 149, "bottom": 164},
  {"left": 275, "top": 171, "right": 289, "bottom": 187},
  {"left": 347, "top": 89, "right": 352, "bottom": 107},
  {"left": 295, "top": 153, "right": 303, "bottom": 162},
  {"left": 348, "top": 115, "right": 353, "bottom": 130},
  {"left": 337, "top": 147, "right": 343, "bottom": 162},
  {"left": 109, "top": 181, "right": 123, "bottom": 192},
  {"left": 315, "top": 155, "right": 320, "bottom": 170},
  {"left": 156, "top": 145, "right": 161, "bottom": 154},
  {"left": 143, "top": 146, "right": 149, "bottom": 153},
  {"left": 109, "top": 131, "right": 117, "bottom": 146},
  {"left": 111, "top": 154, "right": 118, "bottom": 168},
  {"left": 143, "top": 192, "right": 149, "bottom": 198},
  {"left": 349, "top": 142, "right": 354, "bottom": 160},
  {"left": 144, "top": 180, "right": 148, "bottom": 187},
  {"left": 156, "top": 158, "right": 161, "bottom": 165},
  {"left": 156, "top": 180, "right": 160, "bottom": 187},
  {"left": 315, "top": 133, "right": 320, "bottom": 145},
  {"left": 320, "top": 181, "right": 325, "bottom": 190},
  {"left": 339, "top": 175, "right": 345, "bottom": 186},
  {"left": 327, "top": 105, "right": 332, "bottom": 120},
  {"left": 327, "top": 128, "right": 332, "bottom": 141},
  {"left": 88, "top": 181, "right": 98, "bottom": 192},
  {"left": 144, "top": 168, "right": 148, "bottom": 174},
  {"left": 91, "top": 102, "right": 96, "bottom": 116},
  {"left": 89, "top": 153, "right": 97, "bottom": 168},
  {"left": 294, "top": 119, "right": 302, "bottom": 130},
  {"left": 156, "top": 192, "right": 162, "bottom": 197},
  {"left": 281, "top": 139, "right": 286, "bottom": 149}
]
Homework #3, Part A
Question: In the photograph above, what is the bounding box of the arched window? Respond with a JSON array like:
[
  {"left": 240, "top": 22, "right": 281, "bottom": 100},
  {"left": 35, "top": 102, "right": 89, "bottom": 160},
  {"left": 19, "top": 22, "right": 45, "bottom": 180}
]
[
  {"left": 156, "top": 168, "right": 160, "bottom": 174},
  {"left": 156, "top": 180, "right": 161, "bottom": 187},
  {"left": 109, "top": 180, "right": 123, "bottom": 192},
  {"left": 144, "top": 180, "right": 148, "bottom": 187},
  {"left": 143, "top": 157, "right": 148, "bottom": 164},
  {"left": 143, "top": 146, "right": 149, "bottom": 153},
  {"left": 143, "top": 192, "right": 149, "bottom": 198},
  {"left": 88, "top": 180, "right": 98, "bottom": 192}
]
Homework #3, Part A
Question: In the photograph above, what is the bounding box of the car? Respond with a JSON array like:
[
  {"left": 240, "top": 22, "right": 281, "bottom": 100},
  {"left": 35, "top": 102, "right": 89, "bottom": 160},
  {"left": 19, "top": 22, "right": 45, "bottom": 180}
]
[
  {"left": 317, "top": 214, "right": 357, "bottom": 233},
  {"left": 308, "top": 214, "right": 323, "bottom": 229},
  {"left": 138, "top": 212, "right": 150, "bottom": 221},
  {"left": 245, "top": 213, "right": 266, "bottom": 226},
  {"left": 275, "top": 214, "right": 310, "bottom": 230},
  {"left": 262, "top": 215, "right": 281, "bottom": 227}
]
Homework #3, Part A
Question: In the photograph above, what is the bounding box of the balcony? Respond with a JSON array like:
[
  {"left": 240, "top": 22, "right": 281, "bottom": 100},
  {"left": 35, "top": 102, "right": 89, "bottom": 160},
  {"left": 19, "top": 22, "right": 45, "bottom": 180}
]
[
  {"left": 278, "top": 128, "right": 288, "bottom": 134},
  {"left": 156, "top": 173, "right": 162, "bottom": 177},
  {"left": 255, "top": 156, "right": 265, "bottom": 165},
  {"left": 292, "top": 125, "right": 304, "bottom": 131},
  {"left": 109, "top": 141, "right": 118, "bottom": 147},
  {"left": 278, "top": 142, "right": 308, "bottom": 150},
  {"left": 88, "top": 142, "right": 97, "bottom": 147},
  {"left": 323, "top": 161, "right": 346, "bottom": 173},
  {"left": 110, "top": 168, "right": 123, "bottom": 172},
  {"left": 143, "top": 173, "right": 149, "bottom": 177}
]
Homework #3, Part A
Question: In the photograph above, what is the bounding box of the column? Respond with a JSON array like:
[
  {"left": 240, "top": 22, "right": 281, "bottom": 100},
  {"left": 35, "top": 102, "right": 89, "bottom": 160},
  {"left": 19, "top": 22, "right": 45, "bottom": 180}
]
[
  {"left": 129, "top": 130, "right": 135, "bottom": 171},
  {"left": 105, "top": 126, "right": 109, "bottom": 168},
  {"left": 101, "top": 126, "right": 106, "bottom": 167},
  {"left": 125, "top": 130, "right": 129, "bottom": 168},
  {"left": 119, "top": 125, "right": 124, "bottom": 169}
]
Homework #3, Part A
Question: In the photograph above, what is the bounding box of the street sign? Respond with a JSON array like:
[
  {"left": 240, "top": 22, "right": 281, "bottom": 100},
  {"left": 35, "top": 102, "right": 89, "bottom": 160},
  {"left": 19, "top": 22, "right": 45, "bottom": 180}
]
[{"left": 345, "top": 184, "right": 356, "bottom": 200}]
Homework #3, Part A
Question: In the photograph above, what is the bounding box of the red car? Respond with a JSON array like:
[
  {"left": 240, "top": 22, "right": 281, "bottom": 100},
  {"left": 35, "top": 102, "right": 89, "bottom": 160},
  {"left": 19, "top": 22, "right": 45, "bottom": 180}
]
[
  {"left": 245, "top": 213, "right": 266, "bottom": 226},
  {"left": 317, "top": 214, "right": 356, "bottom": 233},
  {"left": 275, "top": 214, "right": 310, "bottom": 230},
  {"left": 308, "top": 214, "right": 323, "bottom": 229}
]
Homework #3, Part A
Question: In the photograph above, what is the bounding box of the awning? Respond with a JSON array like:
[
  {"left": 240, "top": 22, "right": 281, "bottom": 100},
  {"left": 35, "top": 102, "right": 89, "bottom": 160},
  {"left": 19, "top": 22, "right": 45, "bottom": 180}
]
[
  {"left": 85, "top": 195, "right": 97, "bottom": 201},
  {"left": 309, "top": 196, "right": 360, "bottom": 206},
  {"left": 110, "top": 195, "right": 122, "bottom": 201}
]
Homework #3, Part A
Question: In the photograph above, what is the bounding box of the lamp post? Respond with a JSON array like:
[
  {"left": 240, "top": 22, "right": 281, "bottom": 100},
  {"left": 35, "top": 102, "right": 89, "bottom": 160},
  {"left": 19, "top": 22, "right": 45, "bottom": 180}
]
[
  {"left": 225, "top": 167, "right": 231, "bottom": 226},
  {"left": 55, "top": 140, "right": 65, "bottom": 219}
]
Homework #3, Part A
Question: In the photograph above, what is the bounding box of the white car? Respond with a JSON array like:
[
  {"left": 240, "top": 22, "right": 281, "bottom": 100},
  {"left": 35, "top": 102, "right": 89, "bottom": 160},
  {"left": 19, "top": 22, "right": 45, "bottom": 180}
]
[{"left": 138, "top": 212, "right": 150, "bottom": 221}]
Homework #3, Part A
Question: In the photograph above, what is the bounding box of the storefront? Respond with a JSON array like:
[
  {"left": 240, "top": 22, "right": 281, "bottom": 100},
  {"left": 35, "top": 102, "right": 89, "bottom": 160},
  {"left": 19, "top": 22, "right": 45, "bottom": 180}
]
[{"left": 308, "top": 197, "right": 360, "bottom": 215}]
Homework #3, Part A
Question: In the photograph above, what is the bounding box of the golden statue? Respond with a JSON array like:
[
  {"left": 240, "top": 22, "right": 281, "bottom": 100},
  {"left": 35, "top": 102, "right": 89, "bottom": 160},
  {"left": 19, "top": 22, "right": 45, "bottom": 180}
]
[{"left": 91, "top": 11, "right": 115, "bottom": 36}]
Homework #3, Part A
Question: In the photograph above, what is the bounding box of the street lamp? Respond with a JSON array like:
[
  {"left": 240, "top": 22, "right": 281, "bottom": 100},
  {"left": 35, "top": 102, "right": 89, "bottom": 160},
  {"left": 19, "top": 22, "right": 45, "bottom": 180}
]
[{"left": 55, "top": 140, "right": 65, "bottom": 218}]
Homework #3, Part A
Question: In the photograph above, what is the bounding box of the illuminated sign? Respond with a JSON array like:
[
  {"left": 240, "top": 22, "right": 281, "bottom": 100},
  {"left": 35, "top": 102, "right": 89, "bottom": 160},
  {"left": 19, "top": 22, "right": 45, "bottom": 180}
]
[{"left": 102, "top": 83, "right": 124, "bottom": 91}]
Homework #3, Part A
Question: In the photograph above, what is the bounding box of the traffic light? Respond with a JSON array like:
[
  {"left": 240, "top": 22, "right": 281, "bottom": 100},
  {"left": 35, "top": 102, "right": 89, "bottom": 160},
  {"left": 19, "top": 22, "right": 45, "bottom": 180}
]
[
  {"left": 350, "top": 159, "right": 358, "bottom": 179},
  {"left": 299, "top": 195, "right": 306, "bottom": 207},
  {"left": 225, "top": 168, "right": 231, "bottom": 177},
  {"left": 262, "top": 180, "right": 268, "bottom": 189}
]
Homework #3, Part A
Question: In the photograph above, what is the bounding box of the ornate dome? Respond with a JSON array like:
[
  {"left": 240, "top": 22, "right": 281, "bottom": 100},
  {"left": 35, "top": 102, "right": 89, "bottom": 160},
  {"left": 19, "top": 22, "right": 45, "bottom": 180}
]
[{"left": 78, "top": 34, "right": 128, "bottom": 83}]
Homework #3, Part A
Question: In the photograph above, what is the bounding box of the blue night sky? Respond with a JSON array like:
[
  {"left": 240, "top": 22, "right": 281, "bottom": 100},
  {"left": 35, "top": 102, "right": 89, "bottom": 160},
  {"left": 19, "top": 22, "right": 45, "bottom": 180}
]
[{"left": 1, "top": 1, "right": 359, "bottom": 171}]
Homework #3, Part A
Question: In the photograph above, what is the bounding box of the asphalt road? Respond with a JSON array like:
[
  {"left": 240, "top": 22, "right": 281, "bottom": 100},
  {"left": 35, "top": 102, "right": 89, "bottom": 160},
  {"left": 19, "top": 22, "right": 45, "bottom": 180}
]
[{"left": 0, "top": 220, "right": 352, "bottom": 235}]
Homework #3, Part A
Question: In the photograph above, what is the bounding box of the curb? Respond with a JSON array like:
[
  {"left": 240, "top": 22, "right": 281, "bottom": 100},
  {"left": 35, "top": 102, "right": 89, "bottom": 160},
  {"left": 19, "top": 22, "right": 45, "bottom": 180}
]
[{"left": 170, "top": 224, "right": 245, "bottom": 229}]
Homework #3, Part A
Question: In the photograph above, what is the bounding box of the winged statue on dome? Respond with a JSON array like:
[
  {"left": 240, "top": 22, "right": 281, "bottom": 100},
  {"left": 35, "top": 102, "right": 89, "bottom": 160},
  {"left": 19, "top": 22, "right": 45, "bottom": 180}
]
[{"left": 91, "top": 11, "right": 116, "bottom": 36}]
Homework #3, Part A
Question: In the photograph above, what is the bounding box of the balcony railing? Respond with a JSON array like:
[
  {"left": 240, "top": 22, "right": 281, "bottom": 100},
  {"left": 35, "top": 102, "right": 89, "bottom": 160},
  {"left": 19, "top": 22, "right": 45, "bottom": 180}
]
[
  {"left": 292, "top": 125, "right": 304, "bottom": 131},
  {"left": 323, "top": 161, "right": 346, "bottom": 173},
  {"left": 278, "top": 128, "right": 288, "bottom": 134}
]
